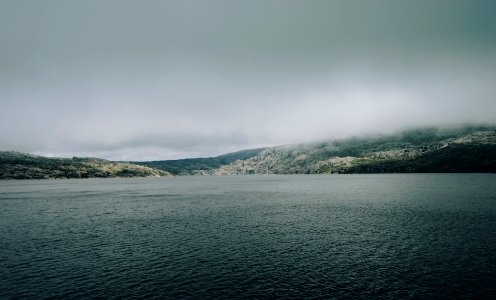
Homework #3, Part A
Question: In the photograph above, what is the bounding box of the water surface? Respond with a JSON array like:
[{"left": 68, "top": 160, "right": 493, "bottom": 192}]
[{"left": 1, "top": 174, "right": 495, "bottom": 298}]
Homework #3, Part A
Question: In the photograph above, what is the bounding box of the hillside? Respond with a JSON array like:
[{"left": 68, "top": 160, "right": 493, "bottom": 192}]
[
  {"left": 2, "top": 126, "right": 495, "bottom": 178},
  {"left": 134, "top": 147, "right": 266, "bottom": 175},
  {"left": 0, "top": 152, "right": 171, "bottom": 179},
  {"left": 211, "top": 126, "right": 496, "bottom": 175}
]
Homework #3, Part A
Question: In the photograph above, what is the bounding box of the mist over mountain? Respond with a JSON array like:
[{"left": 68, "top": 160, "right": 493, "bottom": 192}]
[
  {"left": 133, "top": 125, "right": 496, "bottom": 175},
  {"left": 215, "top": 126, "right": 496, "bottom": 175},
  {"left": 2, "top": 125, "right": 495, "bottom": 179}
]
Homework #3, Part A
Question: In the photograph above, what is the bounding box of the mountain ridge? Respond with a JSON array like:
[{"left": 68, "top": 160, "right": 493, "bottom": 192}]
[{"left": 1, "top": 125, "right": 495, "bottom": 179}]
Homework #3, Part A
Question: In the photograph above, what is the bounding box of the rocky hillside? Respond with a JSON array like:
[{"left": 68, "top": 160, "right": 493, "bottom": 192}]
[
  {"left": 0, "top": 152, "right": 171, "bottom": 179},
  {"left": 134, "top": 147, "right": 266, "bottom": 175},
  {"left": 3, "top": 126, "right": 495, "bottom": 178},
  {"left": 212, "top": 126, "right": 496, "bottom": 174}
]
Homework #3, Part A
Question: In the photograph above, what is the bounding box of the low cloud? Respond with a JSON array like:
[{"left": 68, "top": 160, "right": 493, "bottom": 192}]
[{"left": 1, "top": 1, "right": 495, "bottom": 160}]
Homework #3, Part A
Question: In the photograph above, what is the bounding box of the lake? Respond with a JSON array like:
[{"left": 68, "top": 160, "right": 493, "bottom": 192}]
[{"left": 1, "top": 174, "right": 495, "bottom": 299}]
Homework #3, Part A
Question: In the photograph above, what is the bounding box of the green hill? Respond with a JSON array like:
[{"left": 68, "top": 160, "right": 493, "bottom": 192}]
[{"left": 133, "top": 147, "right": 266, "bottom": 175}]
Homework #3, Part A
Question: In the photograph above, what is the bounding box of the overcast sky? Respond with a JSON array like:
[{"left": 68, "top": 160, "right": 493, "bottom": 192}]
[{"left": 1, "top": 0, "right": 495, "bottom": 160}]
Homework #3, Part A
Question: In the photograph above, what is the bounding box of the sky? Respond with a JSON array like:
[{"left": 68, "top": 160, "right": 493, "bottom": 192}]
[{"left": 1, "top": 0, "right": 495, "bottom": 160}]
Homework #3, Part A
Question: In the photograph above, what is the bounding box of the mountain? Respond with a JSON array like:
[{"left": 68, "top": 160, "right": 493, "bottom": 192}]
[
  {"left": 133, "top": 147, "right": 266, "bottom": 175},
  {"left": 211, "top": 126, "right": 496, "bottom": 175},
  {"left": 0, "top": 152, "right": 171, "bottom": 179},
  {"left": 2, "top": 126, "right": 495, "bottom": 179}
]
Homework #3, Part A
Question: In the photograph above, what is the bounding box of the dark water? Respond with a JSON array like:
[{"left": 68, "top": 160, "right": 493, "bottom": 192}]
[{"left": 1, "top": 174, "right": 496, "bottom": 299}]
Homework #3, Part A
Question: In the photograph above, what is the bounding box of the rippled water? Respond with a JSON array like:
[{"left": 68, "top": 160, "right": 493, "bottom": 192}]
[{"left": 1, "top": 174, "right": 496, "bottom": 299}]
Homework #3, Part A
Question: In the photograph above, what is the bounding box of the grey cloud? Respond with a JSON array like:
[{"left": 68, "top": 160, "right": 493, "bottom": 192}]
[{"left": 1, "top": 0, "right": 495, "bottom": 160}]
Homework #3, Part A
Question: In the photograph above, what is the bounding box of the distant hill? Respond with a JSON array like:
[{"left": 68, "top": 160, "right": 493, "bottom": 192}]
[
  {"left": 133, "top": 147, "right": 266, "bottom": 175},
  {"left": 3, "top": 126, "right": 495, "bottom": 179},
  {"left": 211, "top": 126, "right": 496, "bottom": 175},
  {"left": 0, "top": 152, "right": 171, "bottom": 179}
]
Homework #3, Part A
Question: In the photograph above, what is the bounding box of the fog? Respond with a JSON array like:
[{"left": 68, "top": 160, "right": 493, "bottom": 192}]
[{"left": 1, "top": 0, "right": 495, "bottom": 160}]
